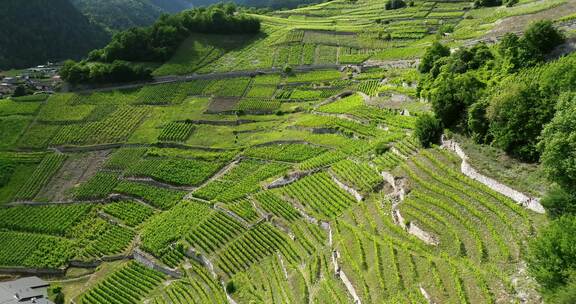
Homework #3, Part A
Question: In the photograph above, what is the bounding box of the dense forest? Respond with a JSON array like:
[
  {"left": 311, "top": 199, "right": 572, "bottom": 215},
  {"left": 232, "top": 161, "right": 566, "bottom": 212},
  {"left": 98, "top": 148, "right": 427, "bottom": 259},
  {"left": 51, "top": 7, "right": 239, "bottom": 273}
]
[
  {"left": 61, "top": 3, "right": 261, "bottom": 84},
  {"left": 415, "top": 21, "right": 576, "bottom": 303},
  {"left": 70, "top": 0, "right": 166, "bottom": 30},
  {"left": 0, "top": 0, "right": 109, "bottom": 70}
]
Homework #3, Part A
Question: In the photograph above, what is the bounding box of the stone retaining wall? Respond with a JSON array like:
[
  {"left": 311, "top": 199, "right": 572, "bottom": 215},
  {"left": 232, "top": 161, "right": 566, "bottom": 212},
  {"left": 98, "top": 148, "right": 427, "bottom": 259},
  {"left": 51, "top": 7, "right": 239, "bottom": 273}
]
[{"left": 441, "top": 136, "right": 545, "bottom": 214}]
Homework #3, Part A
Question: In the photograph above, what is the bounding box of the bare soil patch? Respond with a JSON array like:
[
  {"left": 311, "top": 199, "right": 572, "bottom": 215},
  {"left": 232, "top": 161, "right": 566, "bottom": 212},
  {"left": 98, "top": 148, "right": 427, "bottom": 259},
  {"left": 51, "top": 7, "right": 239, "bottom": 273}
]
[
  {"left": 35, "top": 150, "right": 111, "bottom": 202},
  {"left": 206, "top": 97, "right": 240, "bottom": 114}
]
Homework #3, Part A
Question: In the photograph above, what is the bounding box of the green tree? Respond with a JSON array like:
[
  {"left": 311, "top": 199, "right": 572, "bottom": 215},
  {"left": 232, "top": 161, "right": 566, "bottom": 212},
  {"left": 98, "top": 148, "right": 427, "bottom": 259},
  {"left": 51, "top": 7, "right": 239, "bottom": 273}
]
[
  {"left": 487, "top": 82, "right": 554, "bottom": 161},
  {"left": 524, "top": 20, "right": 565, "bottom": 55},
  {"left": 541, "top": 186, "right": 576, "bottom": 218},
  {"left": 528, "top": 215, "right": 576, "bottom": 294},
  {"left": 414, "top": 113, "right": 443, "bottom": 148},
  {"left": 429, "top": 72, "right": 485, "bottom": 128},
  {"left": 538, "top": 92, "right": 576, "bottom": 216},
  {"left": 467, "top": 100, "right": 490, "bottom": 143},
  {"left": 418, "top": 41, "right": 450, "bottom": 73}
]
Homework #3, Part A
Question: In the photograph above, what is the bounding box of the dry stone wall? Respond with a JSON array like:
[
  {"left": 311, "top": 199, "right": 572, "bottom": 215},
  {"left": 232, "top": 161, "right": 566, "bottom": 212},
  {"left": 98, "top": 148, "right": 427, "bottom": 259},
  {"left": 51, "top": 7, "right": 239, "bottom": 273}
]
[{"left": 441, "top": 136, "right": 545, "bottom": 214}]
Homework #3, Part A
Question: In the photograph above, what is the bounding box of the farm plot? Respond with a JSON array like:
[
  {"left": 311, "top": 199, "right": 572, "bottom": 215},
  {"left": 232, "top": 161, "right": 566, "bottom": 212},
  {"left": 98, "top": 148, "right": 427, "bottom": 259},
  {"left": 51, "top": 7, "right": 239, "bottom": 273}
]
[
  {"left": 37, "top": 94, "right": 94, "bottom": 122},
  {"left": 77, "top": 224, "right": 135, "bottom": 259},
  {"left": 330, "top": 159, "right": 383, "bottom": 193},
  {"left": 74, "top": 172, "right": 120, "bottom": 200},
  {"left": 124, "top": 157, "right": 225, "bottom": 186},
  {"left": 80, "top": 261, "right": 166, "bottom": 304},
  {"left": 186, "top": 211, "right": 247, "bottom": 254},
  {"left": 51, "top": 106, "right": 148, "bottom": 146},
  {"left": 135, "top": 83, "right": 187, "bottom": 105},
  {"left": 216, "top": 222, "right": 301, "bottom": 276},
  {"left": 114, "top": 180, "right": 186, "bottom": 210},
  {"left": 0, "top": 99, "right": 40, "bottom": 116},
  {"left": 0, "top": 231, "right": 74, "bottom": 268},
  {"left": 278, "top": 171, "right": 357, "bottom": 219},
  {"left": 158, "top": 122, "right": 195, "bottom": 142},
  {"left": 193, "top": 159, "right": 289, "bottom": 202},
  {"left": 102, "top": 201, "right": 155, "bottom": 227},
  {"left": 14, "top": 153, "right": 66, "bottom": 201},
  {"left": 204, "top": 77, "right": 252, "bottom": 97},
  {"left": 0, "top": 204, "right": 92, "bottom": 235},
  {"left": 206, "top": 97, "right": 240, "bottom": 113},
  {"left": 244, "top": 143, "right": 327, "bottom": 162},
  {"left": 140, "top": 200, "right": 211, "bottom": 257},
  {"left": 237, "top": 98, "right": 281, "bottom": 113}
]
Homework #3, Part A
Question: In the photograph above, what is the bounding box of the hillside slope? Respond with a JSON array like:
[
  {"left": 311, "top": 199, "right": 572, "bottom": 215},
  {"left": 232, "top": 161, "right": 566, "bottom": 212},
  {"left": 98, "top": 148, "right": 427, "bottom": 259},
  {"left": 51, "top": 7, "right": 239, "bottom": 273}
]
[
  {"left": 0, "top": 0, "right": 109, "bottom": 70},
  {"left": 70, "top": 0, "right": 166, "bottom": 30}
]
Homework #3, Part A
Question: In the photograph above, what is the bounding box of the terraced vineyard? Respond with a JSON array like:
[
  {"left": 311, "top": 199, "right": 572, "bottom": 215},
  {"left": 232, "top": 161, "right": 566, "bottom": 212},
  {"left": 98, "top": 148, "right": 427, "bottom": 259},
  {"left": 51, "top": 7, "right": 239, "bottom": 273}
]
[{"left": 0, "top": 0, "right": 567, "bottom": 302}]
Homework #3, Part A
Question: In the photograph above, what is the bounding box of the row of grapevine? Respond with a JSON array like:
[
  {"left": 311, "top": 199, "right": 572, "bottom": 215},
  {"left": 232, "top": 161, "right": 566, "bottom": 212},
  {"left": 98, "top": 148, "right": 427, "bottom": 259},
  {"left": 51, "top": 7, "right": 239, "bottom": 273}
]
[
  {"left": 0, "top": 231, "right": 74, "bottom": 268},
  {"left": 193, "top": 159, "right": 289, "bottom": 202},
  {"left": 104, "top": 147, "right": 147, "bottom": 170},
  {"left": 253, "top": 191, "right": 301, "bottom": 222},
  {"left": 216, "top": 223, "right": 300, "bottom": 276},
  {"left": 51, "top": 106, "right": 148, "bottom": 145},
  {"left": 74, "top": 172, "right": 120, "bottom": 200},
  {"left": 158, "top": 122, "right": 195, "bottom": 142},
  {"left": 14, "top": 153, "right": 66, "bottom": 200},
  {"left": 298, "top": 150, "right": 348, "bottom": 171},
  {"left": 330, "top": 159, "right": 383, "bottom": 193},
  {"left": 140, "top": 201, "right": 211, "bottom": 257},
  {"left": 125, "top": 157, "right": 224, "bottom": 186},
  {"left": 0, "top": 204, "right": 91, "bottom": 235},
  {"left": 114, "top": 181, "right": 186, "bottom": 210},
  {"left": 236, "top": 98, "right": 281, "bottom": 113},
  {"left": 279, "top": 172, "right": 356, "bottom": 218},
  {"left": 102, "top": 201, "right": 155, "bottom": 227},
  {"left": 187, "top": 211, "right": 246, "bottom": 254},
  {"left": 78, "top": 225, "right": 135, "bottom": 259},
  {"left": 80, "top": 261, "right": 166, "bottom": 304},
  {"left": 224, "top": 199, "right": 259, "bottom": 223},
  {"left": 136, "top": 83, "right": 186, "bottom": 105},
  {"left": 244, "top": 143, "right": 327, "bottom": 162}
]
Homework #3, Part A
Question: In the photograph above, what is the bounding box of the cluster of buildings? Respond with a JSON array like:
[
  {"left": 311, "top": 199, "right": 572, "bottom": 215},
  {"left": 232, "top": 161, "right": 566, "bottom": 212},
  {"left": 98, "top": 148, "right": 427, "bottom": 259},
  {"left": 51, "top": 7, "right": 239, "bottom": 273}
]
[
  {"left": 0, "top": 277, "right": 53, "bottom": 304},
  {"left": 0, "top": 63, "right": 61, "bottom": 98}
]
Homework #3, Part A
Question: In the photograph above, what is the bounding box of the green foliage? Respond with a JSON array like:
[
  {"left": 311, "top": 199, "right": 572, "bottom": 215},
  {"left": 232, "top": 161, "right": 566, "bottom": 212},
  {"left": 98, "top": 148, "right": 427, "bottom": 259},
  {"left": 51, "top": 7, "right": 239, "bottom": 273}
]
[
  {"left": 539, "top": 92, "right": 576, "bottom": 191},
  {"left": 114, "top": 181, "right": 186, "bottom": 209},
  {"left": 429, "top": 73, "right": 484, "bottom": 128},
  {"left": 102, "top": 201, "right": 155, "bottom": 227},
  {"left": 541, "top": 186, "right": 576, "bottom": 218},
  {"left": 467, "top": 100, "right": 490, "bottom": 143},
  {"left": 0, "top": 0, "right": 108, "bottom": 70},
  {"left": 0, "top": 231, "right": 75, "bottom": 268},
  {"left": 60, "top": 60, "right": 153, "bottom": 84},
  {"left": 418, "top": 42, "right": 450, "bottom": 73},
  {"left": 524, "top": 20, "right": 565, "bottom": 55},
  {"left": 487, "top": 82, "right": 554, "bottom": 162},
  {"left": 125, "top": 157, "right": 224, "bottom": 186},
  {"left": 74, "top": 172, "right": 119, "bottom": 200},
  {"left": 80, "top": 261, "right": 166, "bottom": 303},
  {"left": 15, "top": 153, "right": 66, "bottom": 201},
  {"left": 528, "top": 215, "right": 576, "bottom": 294},
  {"left": 89, "top": 4, "right": 260, "bottom": 64},
  {"left": 414, "top": 113, "right": 443, "bottom": 148},
  {"left": 244, "top": 143, "right": 327, "bottom": 162},
  {"left": 140, "top": 201, "right": 211, "bottom": 256},
  {"left": 0, "top": 204, "right": 91, "bottom": 235}
]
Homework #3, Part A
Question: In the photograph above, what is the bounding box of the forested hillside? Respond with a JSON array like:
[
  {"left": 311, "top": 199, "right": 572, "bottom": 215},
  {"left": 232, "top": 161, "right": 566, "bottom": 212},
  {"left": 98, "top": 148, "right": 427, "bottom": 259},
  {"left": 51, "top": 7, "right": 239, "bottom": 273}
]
[
  {"left": 70, "top": 0, "right": 166, "bottom": 30},
  {"left": 0, "top": 0, "right": 109, "bottom": 70}
]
